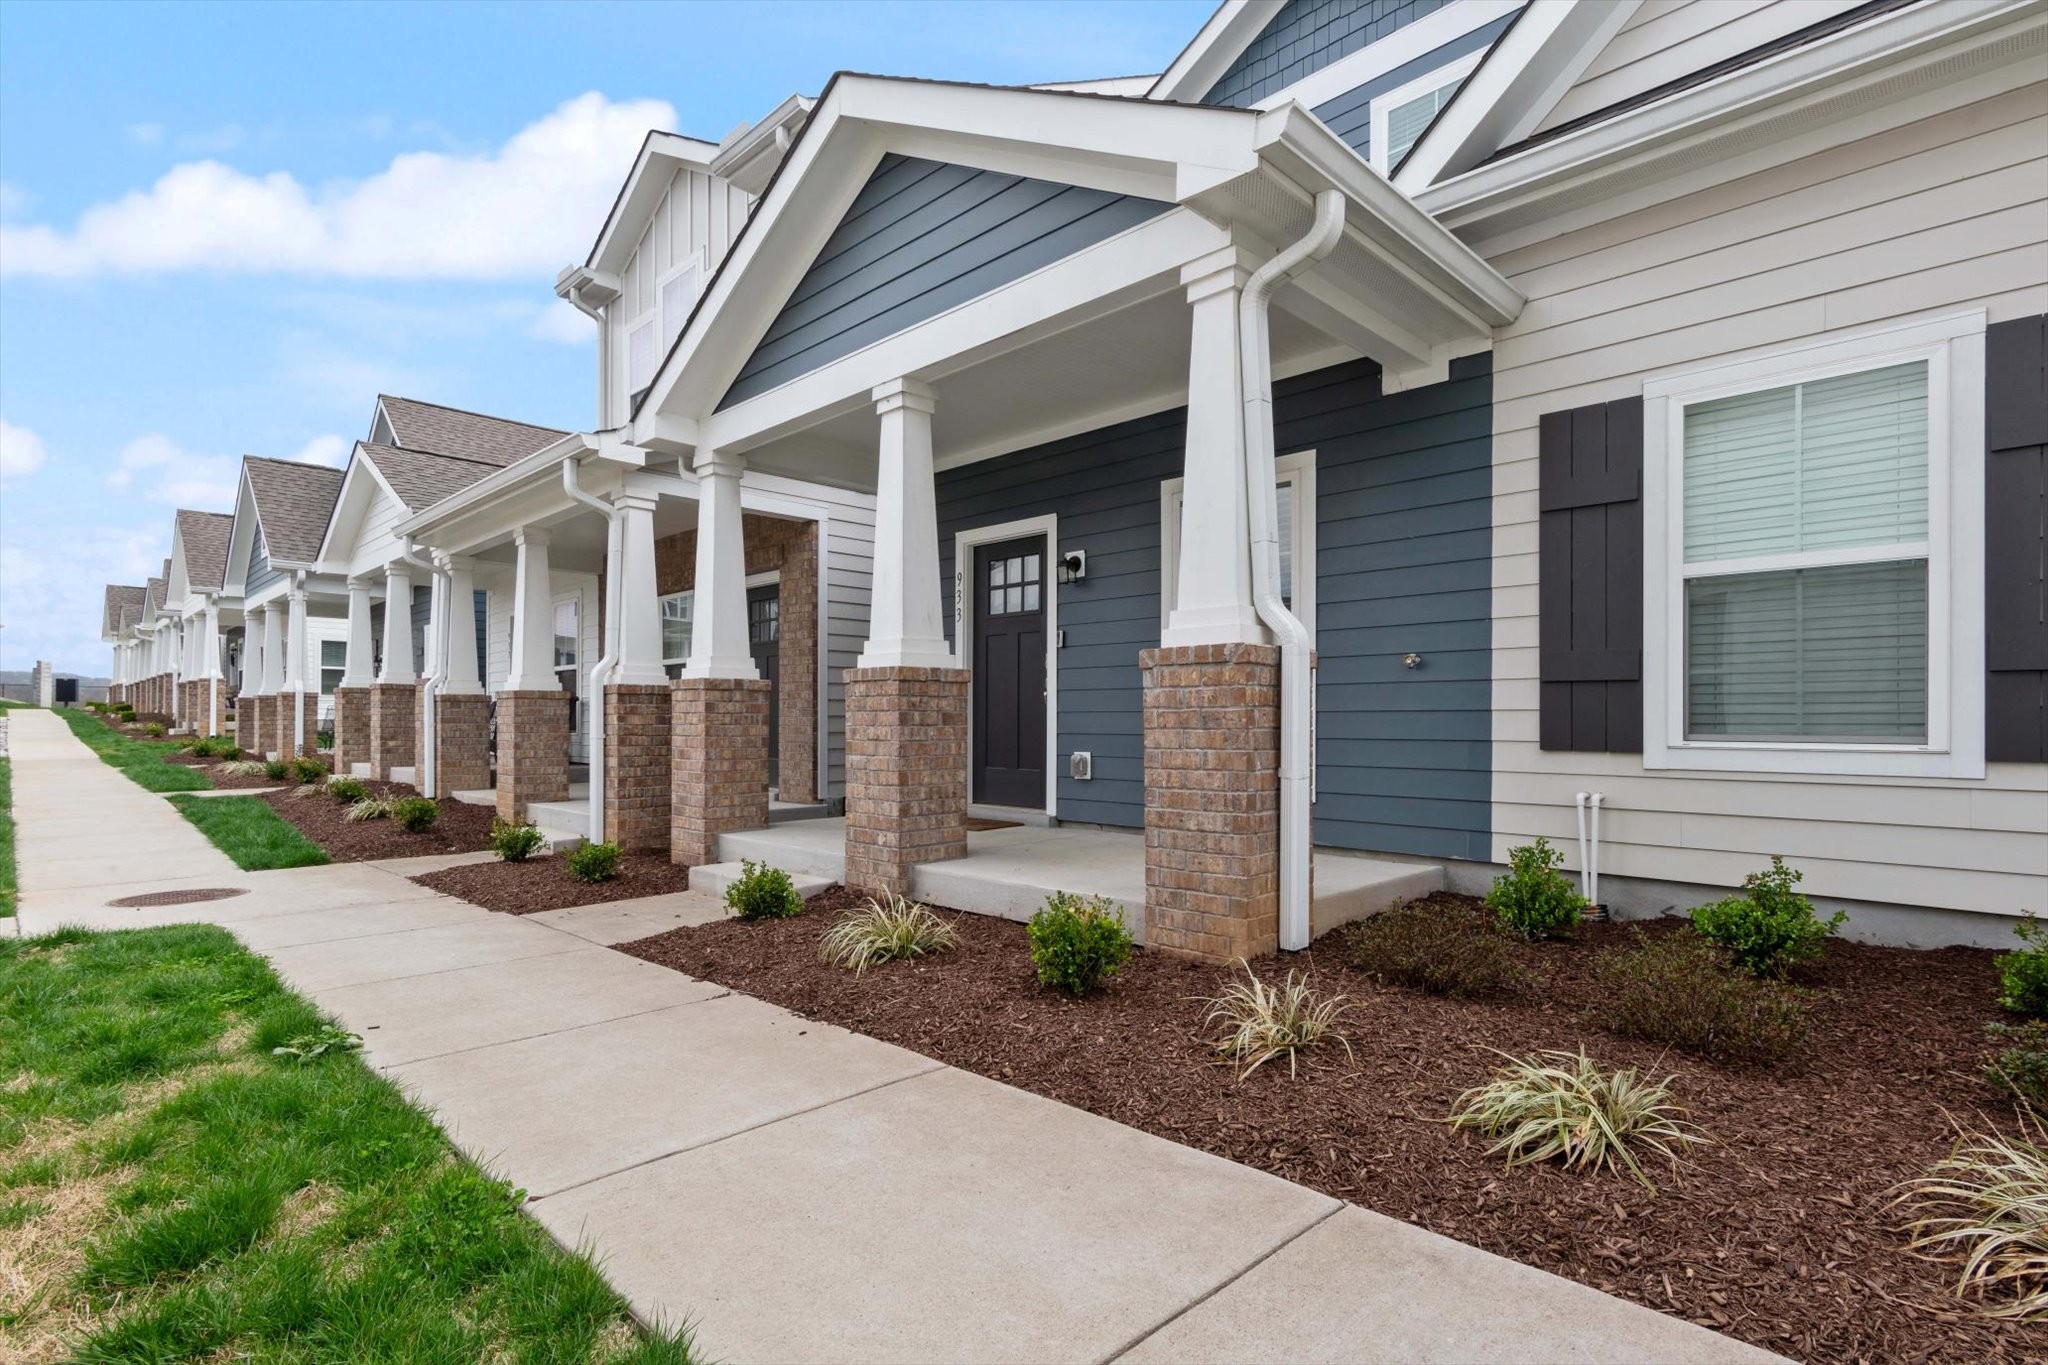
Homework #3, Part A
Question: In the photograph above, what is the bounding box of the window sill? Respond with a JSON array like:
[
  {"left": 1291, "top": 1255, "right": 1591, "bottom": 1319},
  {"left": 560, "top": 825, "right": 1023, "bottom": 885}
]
[{"left": 1644, "top": 740, "right": 1984, "bottom": 781}]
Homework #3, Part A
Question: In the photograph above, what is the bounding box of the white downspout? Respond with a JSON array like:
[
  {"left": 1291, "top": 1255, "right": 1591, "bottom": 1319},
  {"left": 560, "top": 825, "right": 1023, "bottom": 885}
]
[
  {"left": 1588, "top": 791, "right": 1605, "bottom": 917},
  {"left": 396, "top": 537, "right": 443, "bottom": 797},
  {"left": 562, "top": 458, "right": 622, "bottom": 845},
  {"left": 288, "top": 575, "right": 306, "bottom": 756},
  {"left": 1242, "top": 188, "right": 1346, "bottom": 953}
]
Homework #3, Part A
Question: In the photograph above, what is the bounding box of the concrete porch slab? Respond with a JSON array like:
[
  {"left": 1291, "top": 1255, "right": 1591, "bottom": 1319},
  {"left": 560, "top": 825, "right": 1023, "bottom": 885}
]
[
  {"left": 392, "top": 992, "right": 942, "bottom": 1197},
  {"left": 527, "top": 891, "right": 729, "bottom": 945},
  {"left": 529, "top": 1065, "right": 1338, "bottom": 1365}
]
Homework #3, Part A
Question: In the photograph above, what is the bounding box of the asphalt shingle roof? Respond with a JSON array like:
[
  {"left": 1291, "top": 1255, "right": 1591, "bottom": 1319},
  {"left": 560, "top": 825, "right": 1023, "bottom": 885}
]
[
  {"left": 174, "top": 509, "right": 235, "bottom": 592},
  {"left": 357, "top": 443, "right": 504, "bottom": 513},
  {"left": 245, "top": 458, "right": 345, "bottom": 565},
  {"left": 143, "top": 575, "right": 166, "bottom": 617},
  {"left": 378, "top": 396, "right": 566, "bottom": 466},
  {"left": 102, "top": 584, "right": 145, "bottom": 637}
]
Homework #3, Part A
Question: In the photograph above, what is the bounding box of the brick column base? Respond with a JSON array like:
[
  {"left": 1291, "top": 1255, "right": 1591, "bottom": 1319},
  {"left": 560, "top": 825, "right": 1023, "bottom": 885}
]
[
  {"left": 435, "top": 692, "right": 493, "bottom": 795},
  {"left": 496, "top": 691, "right": 570, "bottom": 824},
  {"left": 271, "top": 690, "right": 305, "bottom": 761},
  {"left": 369, "top": 682, "right": 418, "bottom": 782},
  {"left": 1141, "top": 643, "right": 1282, "bottom": 962},
  {"left": 203, "top": 680, "right": 224, "bottom": 738},
  {"left": 607, "top": 684, "right": 673, "bottom": 853},
  {"left": 239, "top": 696, "right": 264, "bottom": 754},
  {"left": 670, "top": 677, "right": 770, "bottom": 867},
  {"left": 842, "top": 666, "right": 968, "bottom": 896},
  {"left": 331, "top": 687, "right": 370, "bottom": 774}
]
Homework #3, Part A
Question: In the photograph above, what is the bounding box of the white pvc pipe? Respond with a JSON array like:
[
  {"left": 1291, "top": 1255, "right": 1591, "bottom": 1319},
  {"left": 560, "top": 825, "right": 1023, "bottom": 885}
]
[
  {"left": 1240, "top": 188, "right": 1346, "bottom": 952},
  {"left": 1574, "top": 790, "right": 1591, "bottom": 904},
  {"left": 562, "top": 457, "right": 622, "bottom": 845},
  {"left": 1588, "top": 791, "right": 1605, "bottom": 910}
]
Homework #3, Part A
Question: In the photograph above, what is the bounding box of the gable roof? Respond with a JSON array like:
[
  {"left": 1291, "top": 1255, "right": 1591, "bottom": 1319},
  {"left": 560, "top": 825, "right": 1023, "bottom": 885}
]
[
  {"left": 173, "top": 509, "right": 235, "bottom": 594},
  {"left": 244, "top": 458, "right": 345, "bottom": 565},
  {"left": 143, "top": 573, "right": 166, "bottom": 618},
  {"left": 357, "top": 442, "right": 504, "bottom": 513},
  {"left": 374, "top": 396, "right": 566, "bottom": 466},
  {"left": 102, "top": 584, "right": 144, "bottom": 638}
]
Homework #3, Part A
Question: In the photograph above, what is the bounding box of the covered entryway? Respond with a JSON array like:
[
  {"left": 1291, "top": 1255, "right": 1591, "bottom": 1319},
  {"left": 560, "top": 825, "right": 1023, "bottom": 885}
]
[{"left": 971, "top": 534, "right": 1047, "bottom": 809}]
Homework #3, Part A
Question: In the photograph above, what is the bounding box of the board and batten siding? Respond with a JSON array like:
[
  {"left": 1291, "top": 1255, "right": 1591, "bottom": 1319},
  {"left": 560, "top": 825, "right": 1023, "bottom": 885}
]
[
  {"left": 935, "top": 356, "right": 1494, "bottom": 860},
  {"left": 1202, "top": 0, "right": 1455, "bottom": 106},
  {"left": 1482, "top": 83, "right": 2048, "bottom": 922},
  {"left": 720, "top": 156, "right": 1170, "bottom": 408}
]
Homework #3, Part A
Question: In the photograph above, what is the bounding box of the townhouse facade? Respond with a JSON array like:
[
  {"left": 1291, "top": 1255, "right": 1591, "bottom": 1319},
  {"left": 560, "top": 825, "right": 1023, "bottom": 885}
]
[{"left": 102, "top": 0, "right": 2047, "bottom": 958}]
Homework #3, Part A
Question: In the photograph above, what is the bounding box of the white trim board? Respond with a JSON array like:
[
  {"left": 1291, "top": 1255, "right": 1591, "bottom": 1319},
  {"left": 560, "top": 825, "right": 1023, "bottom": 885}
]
[{"left": 952, "top": 514, "right": 1060, "bottom": 817}]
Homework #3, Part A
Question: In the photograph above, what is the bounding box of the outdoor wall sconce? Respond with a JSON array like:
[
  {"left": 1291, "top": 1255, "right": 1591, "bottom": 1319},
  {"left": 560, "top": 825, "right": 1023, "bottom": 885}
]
[
  {"left": 1403, "top": 652, "right": 1423, "bottom": 669},
  {"left": 1058, "top": 549, "right": 1087, "bottom": 583}
]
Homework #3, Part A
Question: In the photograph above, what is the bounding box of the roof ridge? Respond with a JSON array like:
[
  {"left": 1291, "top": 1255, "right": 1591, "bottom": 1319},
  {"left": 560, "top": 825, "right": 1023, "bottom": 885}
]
[
  {"left": 359, "top": 439, "right": 503, "bottom": 468},
  {"left": 377, "top": 393, "right": 567, "bottom": 432}
]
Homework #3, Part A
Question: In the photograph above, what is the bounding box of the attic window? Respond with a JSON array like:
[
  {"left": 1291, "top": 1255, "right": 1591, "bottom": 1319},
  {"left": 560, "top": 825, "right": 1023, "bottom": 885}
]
[
  {"left": 660, "top": 259, "right": 701, "bottom": 351},
  {"left": 628, "top": 319, "right": 658, "bottom": 395},
  {"left": 1370, "top": 49, "right": 1484, "bottom": 175}
]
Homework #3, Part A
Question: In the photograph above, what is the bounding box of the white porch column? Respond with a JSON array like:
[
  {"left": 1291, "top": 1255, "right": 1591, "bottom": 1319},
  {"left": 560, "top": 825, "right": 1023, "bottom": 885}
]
[
  {"left": 442, "top": 556, "right": 483, "bottom": 693},
  {"left": 1162, "top": 257, "right": 1265, "bottom": 646},
  {"left": 379, "top": 564, "right": 416, "bottom": 683},
  {"left": 504, "top": 527, "right": 559, "bottom": 692},
  {"left": 259, "top": 604, "right": 285, "bottom": 694},
  {"left": 610, "top": 492, "right": 668, "bottom": 685},
  {"left": 860, "top": 378, "right": 954, "bottom": 668},
  {"left": 342, "top": 579, "right": 376, "bottom": 686},
  {"left": 285, "top": 580, "right": 309, "bottom": 746},
  {"left": 683, "top": 453, "right": 757, "bottom": 679}
]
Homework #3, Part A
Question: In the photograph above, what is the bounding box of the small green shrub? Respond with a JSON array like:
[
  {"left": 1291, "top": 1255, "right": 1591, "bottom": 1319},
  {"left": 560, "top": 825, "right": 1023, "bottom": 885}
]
[
  {"left": 1997, "top": 915, "right": 2048, "bottom": 1019},
  {"left": 326, "top": 776, "right": 369, "bottom": 804},
  {"left": 291, "top": 756, "right": 327, "bottom": 785},
  {"left": 1346, "top": 897, "right": 1521, "bottom": 998},
  {"left": 490, "top": 819, "right": 546, "bottom": 863},
  {"left": 819, "top": 891, "right": 958, "bottom": 972},
  {"left": 725, "top": 859, "right": 802, "bottom": 920},
  {"left": 262, "top": 760, "right": 289, "bottom": 781},
  {"left": 214, "top": 742, "right": 243, "bottom": 761},
  {"left": 174, "top": 737, "right": 204, "bottom": 753},
  {"left": 1985, "top": 1020, "right": 2048, "bottom": 1104},
  {"left": 142, "top": 722, "right": 166, "bottom": 738},
  {"left": 1593, "top": 930, "right": 1810, "bottom": 1066},
  {"left": 392, "top": 797, "right": 439, "bottom": 833},
  {"left": 1690, "top": 856, "right": 1844, "bottom": 977},
  {"left": 1487, "top": 836, "right": 1585, "bottom": 940},
  {"left": 567, "top": 841, "right": 622, "bottom": 883},
  {"left": 1027, "top": 891, "right": 1134, "bottom": 996}
]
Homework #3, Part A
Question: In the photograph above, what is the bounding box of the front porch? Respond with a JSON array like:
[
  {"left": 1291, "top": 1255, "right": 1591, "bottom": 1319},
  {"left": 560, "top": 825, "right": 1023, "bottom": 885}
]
[{"left": 697, "top": 818, "right": 1445, "bottom": 945}]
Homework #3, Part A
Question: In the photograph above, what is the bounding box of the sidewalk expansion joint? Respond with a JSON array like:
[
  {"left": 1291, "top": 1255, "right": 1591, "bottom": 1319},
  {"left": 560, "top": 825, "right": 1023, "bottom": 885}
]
[{"left": 375, "top": 991, "right": 736, "bottom": 1069}]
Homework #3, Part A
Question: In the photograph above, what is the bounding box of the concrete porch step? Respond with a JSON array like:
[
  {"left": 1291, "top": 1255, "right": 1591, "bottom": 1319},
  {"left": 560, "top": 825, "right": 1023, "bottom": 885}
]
[
  {"left": 718, "top": 823, "right": 846, "bottom": 882},
  {"left": 526, "top": 799, "right": 589, "bottom": 854},
  {"left": 1309, "top": 855, "right": 1446, "bottom": 939},
  {"left": 688, "top": 862, "right": 835, "bottom": 903},
  {"left": 450, "top": 788, "right": 497, "bottom": 807},
  {"left": 766, "top": 800, "right": 832, "bottom": 824}
]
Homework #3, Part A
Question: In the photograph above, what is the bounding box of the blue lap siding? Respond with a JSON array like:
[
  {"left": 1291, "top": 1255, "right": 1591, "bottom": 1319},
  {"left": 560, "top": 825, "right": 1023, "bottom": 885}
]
[
  {"left": 935, "top": 354, "right": 1495, "bottom": 862},
  {"left": 1202, "top": 0, "right": 1457, "bottom": 106}
]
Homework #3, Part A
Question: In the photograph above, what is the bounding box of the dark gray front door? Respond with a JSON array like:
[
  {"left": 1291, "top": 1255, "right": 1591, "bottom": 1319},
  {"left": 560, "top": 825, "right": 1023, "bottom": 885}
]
[
  {"left": 749, "top": 584, "right": 780, "bottom": 779},
  {"left": 972, "top": 536, "right": 1046, "bottom": 808}
]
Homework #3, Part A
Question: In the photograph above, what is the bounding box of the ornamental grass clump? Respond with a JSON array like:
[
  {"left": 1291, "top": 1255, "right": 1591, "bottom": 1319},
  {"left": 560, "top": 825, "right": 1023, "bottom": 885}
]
[
  {"left": 218, "top": 759, "right": 269, "bottom": 778},
  {"left": 567, "top": 841, "right": 622, "bottom": 883},
  {"left": 1487, "top": 837, "right": 1585, "bottom": 940},
  {"left": 1895, "top": 1111, "right": 2048, "bottom": 1321},
  {"left": 725, "top": 859, "right": 802, "bottom": 920},
  {"left": 1027, "top": 891, "right": 1133, "bottom": 996},
  {"left": 344, "top": 798, "right": 397, "bottom": 823},
  {"left": 1690, "top": 855, "right": 1844, "bottom": 977},
  {"left": 1996, "top": 915, "right": 2048, "bottom": 1018},
  {"left": 819, "top": 891, "right": 958, "bottom": 973},
  {"left": 392, "top": 797, "right": 439, "bottom": 833},
  {"left": 490, "top": 819, "right": 545, "bottom": 863},
  {"left": 1202, "top": 961, "right": 1354, "bottom": 1080},
  {"left": 1450, "top": 1048, "right": 1704, "bottom": 1191},
  {"left": 1346, "top": 897, "right": 1521, "bottom": 998},
  {"left": 1593, "top": 930, "right": 1810, "bottom": 1066}
]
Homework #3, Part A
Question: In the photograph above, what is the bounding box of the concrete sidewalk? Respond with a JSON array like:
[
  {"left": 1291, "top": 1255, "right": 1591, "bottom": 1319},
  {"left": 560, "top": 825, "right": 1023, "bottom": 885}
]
[{"left": 8, "top": 708, "right": 1775, "bottom": 1364}]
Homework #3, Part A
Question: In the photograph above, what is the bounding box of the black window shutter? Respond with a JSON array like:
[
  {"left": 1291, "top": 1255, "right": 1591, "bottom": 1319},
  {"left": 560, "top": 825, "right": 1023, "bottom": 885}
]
[
  {"left": 1539, "top": 396, "right": 1643, "bottom": 753},
  {"left": 1987, "top": 313, "right": 2048, "bottom": 763}
]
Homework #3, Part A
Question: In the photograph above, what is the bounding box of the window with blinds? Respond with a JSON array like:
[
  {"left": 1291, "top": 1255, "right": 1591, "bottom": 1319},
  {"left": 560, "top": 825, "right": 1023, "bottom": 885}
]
[
  {"left": 1384, "top": 83, "right": 1457, "bottom": 169},
  {"left": 1679, "top": 361, "right": 1930, "bottom": 742}
]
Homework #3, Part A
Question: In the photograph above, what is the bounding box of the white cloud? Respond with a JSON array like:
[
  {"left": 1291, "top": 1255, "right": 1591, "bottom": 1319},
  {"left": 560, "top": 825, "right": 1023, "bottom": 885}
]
[
  {"left": 4, "top": 92, "right": 673, "bottom": 281},
  {"left": 0, "top": 525, "right": 166, "bottom": 675},
  {"left": 0, "top": 182, "right": 30, "bottom": 219},
  {"left": 104, "top": 430, "right": 346, "bottom": 508},
  {"left": 529, "top": 298, "right": 596, "bottom": 345},
  {"left": 0, "top": 419, "right": 49, "bottom": 482}
]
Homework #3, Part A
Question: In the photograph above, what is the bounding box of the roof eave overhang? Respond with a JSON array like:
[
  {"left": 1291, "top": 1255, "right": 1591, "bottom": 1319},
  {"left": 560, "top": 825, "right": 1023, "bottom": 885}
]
[
  {"left": 1148, "top": 0, "right": 1283, "bottom": 104},
  {"left": 397, "top": 430, "right": 601, "bottom": 542},
  {"left": 710, "top": 94, "right": 815, "bottom": 195}
]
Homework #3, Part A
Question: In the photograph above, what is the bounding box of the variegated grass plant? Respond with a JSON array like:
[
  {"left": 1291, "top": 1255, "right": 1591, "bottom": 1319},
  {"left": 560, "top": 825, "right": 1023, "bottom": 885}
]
[
  {"left": 1201, "top": 961, "right": 1354, "bottom": 1080},
  {"left": 1450, "top": 1048, "right": 1703, "bottom": 1191},
  {"left": 343, "top": 798, "right": 398, "bottom": 823},
  {"left": 818, "top": 891, "right": 959, "bottom": 974},
  {"left": 1894, "top": 1111, "right": 2048, "bottom": 1321},
  {"left": 217, "top": 759, "right": 271, "bottom": 777}
]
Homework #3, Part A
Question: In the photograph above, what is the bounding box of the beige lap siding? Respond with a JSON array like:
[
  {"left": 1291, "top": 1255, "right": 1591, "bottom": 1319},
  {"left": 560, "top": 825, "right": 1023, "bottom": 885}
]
[{"left": 1484, "top": 85, "right": 2048, "bottom": 920}]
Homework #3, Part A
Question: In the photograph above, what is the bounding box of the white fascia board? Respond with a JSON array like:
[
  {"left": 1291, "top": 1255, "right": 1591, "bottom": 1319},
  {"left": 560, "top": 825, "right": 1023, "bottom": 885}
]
[
  {"left": 710, "top": 94, "right": 813, "bottom": 195},
  {"left": 586, "top": 131, "right": 722, "bottom": 275},
  {"left": 314, "top": 446, "right": 384, "bottom": 565},
  {"left": 220, "top": 469, "right": 260, "bottom": 597},
  {"left": 1418, "top": 0, "right": 2046, "bottom": 227},
  {"left": 396, "top": 431, "right": 597, "bottom": 543},
  {"left": 1150, "top": 1, "right": 1284, "bottom": 103},
  {"left": 1394, "top": 0, "right": 1641, "bottom": 194},
  {"left": 1251, "top": 0, "right": 1526, "bottom": 113},
  {"left": 696, "top": 207, "right": 1229, "bottom": 457}
]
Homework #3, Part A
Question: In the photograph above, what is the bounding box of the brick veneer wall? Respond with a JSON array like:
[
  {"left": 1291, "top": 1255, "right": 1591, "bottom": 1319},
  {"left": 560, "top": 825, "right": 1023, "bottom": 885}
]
[
  {"left": 368, "top": 682, "right": 417, "bottom": 780},
  {"left": 497, "top": 690, "right": 569, "bottom": 823},
  {"left": 435, "top": 692, "right": 492, "bottom": 795},
  {"left": 271, "top": 689, "right": 305, "bottom": 761},
  {"left": 842, "top": 666, "right": 968, "bottom": 895},
  {"left": 239, "top": 695, "right": 264, "bottom": 754},
  {"left": 331, "top": 686, "right": 370, "bottom": 774},
  {"left": 669, "top": 677, "right": 770, "bottom": 866},
  {"left": 606, "top": 684, "right": 673, "bottom": 852},
  {"left": 1140, "top": 643, "right": 1282, "bottom": 962}
]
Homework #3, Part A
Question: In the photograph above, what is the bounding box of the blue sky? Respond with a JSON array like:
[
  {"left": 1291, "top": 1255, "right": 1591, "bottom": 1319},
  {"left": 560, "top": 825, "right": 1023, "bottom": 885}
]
[{"left": 0, "top": 0, "right": 1211, "bottom": 675}]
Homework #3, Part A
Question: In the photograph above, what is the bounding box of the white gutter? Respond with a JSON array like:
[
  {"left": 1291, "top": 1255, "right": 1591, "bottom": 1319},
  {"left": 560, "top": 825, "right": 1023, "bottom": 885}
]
[
  {"left": 1242, "top": 188, "right": 1345, "bottom": 953},
  {"left": 561, "top": 457, "right": 621, "bottom": 846},
  {"left": 396, "top": 536, "right": 443, "bottom": 797}
]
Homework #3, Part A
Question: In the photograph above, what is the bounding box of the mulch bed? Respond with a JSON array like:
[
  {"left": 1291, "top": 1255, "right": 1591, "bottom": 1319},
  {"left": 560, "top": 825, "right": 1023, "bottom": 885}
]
[
  {"left": 412, "top": 854, "right": 694, "bottom": 914},
  {"left": 619, "top": 894, "right": 2037, "bottom": 1363},
  {"left": 259, "top": 780, "right": 496, "bottom": 862}
]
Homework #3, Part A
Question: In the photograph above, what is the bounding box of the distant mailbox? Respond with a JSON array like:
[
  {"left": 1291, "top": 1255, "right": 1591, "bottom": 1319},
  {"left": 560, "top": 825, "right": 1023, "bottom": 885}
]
[{"left": 55, "top": 678, "right": 78, "bottom": 704}]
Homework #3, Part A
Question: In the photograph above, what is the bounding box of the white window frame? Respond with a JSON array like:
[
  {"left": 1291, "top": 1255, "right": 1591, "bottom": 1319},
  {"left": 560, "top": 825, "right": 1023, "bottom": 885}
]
[
  {"left": 1642, "top": 310, "right": 1986, "bottom": 779},
  {"left": 1369, "top": 49, "right": 1485, "bottom": 175},
  {"left": 1160, "top": 450, "right": 1317, "bottom": 639},
  {"left": 659, "top": 589, "right": 695, "bottom": 667}
]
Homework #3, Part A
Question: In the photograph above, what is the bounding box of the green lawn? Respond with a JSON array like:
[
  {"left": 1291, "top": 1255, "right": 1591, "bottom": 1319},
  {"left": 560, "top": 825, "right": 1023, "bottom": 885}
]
[
  {"left": 54, "top": 707, "right": 210, "bottom": 793},
  {"left": 0, "top": 924, "right": 694, "bottom": 1361},
  {"left": 168, "top": 795, "right": 331, "bottom": 871},
  {"left": 0, "top": 757, "right": 15, "bottom": 918}
]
